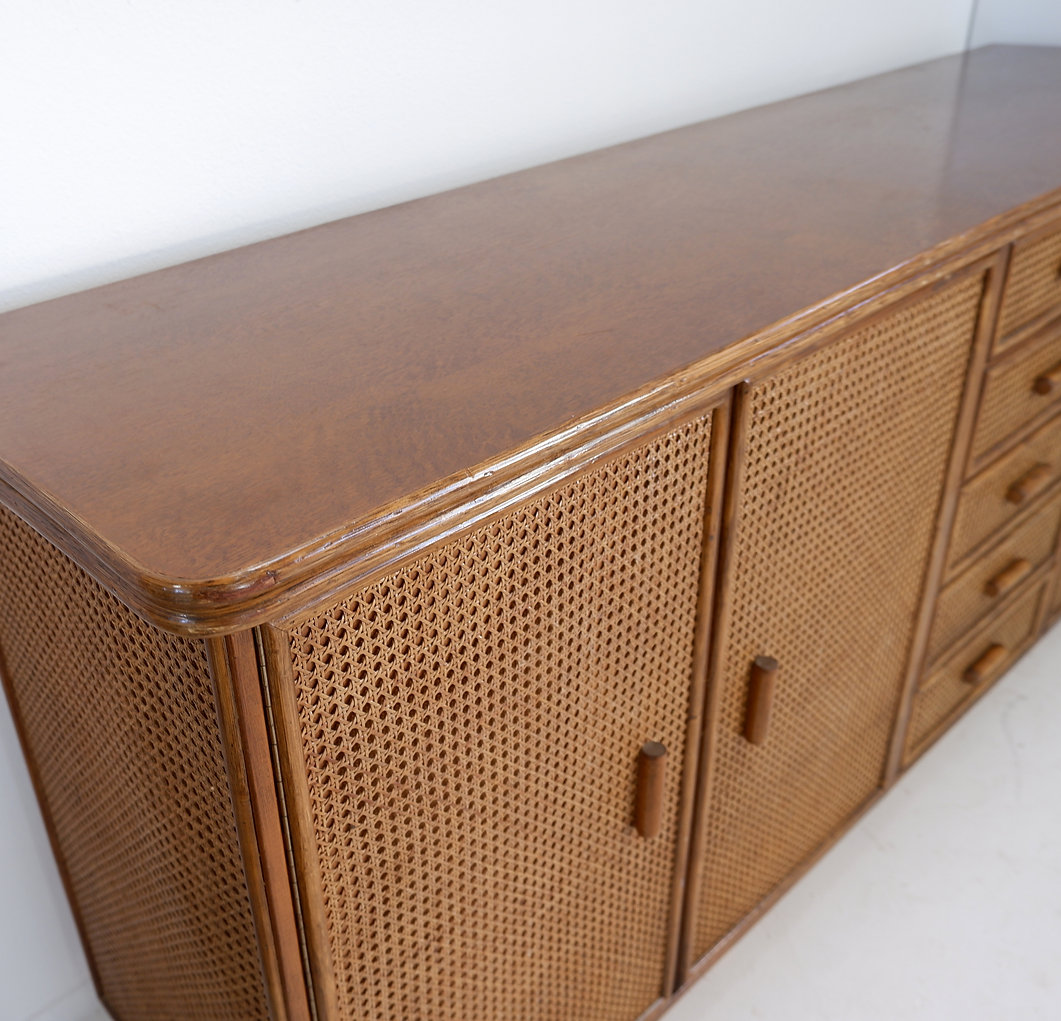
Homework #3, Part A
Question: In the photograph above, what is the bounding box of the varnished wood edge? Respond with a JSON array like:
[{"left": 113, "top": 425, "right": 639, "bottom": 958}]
[
  {"left": 676, "top": 383, "right": 750, "bottom": 981},
  {"left": 883, "top": 251, "right": 1005, "bottom": 785},
  {"left": 259, "top": 624, "right": 341, "bottom": 1021},
  {"left": 205, "top": 633, "right": 312, "bottom": 1021},
  {"left": 0, "top": 639, "right": 107, "bottom": 1007},
  {"left": 3, "top": 197, "right": 1060, "bottom": 637},
  {"left": 661, "top": 399, "right": 732, "bottom": 996}
]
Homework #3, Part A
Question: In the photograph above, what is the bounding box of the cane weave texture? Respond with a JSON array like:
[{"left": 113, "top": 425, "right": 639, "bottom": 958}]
[
  {"left": 927, "top": 494, "right": 1061, "bottom": 665},
  {"left": 907, "top": 581, "right": 1043, "bottom": 760},
  {"left": 0, "top": 507, "right": 268, "bottom": 1021},
  {"left": 692, "top": 274, "right": 982, "bottom": 962},
  {"left": 283, "top": 415, "right": 716, "bottom": 1021},
  {"left": 998, "top": 225, "right": 1061, "bottom": 341},
  {"left": 949, "top": 412, "right": 1061, "bottom": 570},
  {"left": 971, "top": 323, "right": 1061, "bottom": 462}
]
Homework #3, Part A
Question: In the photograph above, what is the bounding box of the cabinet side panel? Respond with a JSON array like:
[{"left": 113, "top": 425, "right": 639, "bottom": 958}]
[
  {"left": 0, "top": 507, "right": 269, "bottom": 1021},
  {"left": 692, "top": 272, "right": 984, "bottom": 961},
  {"left": 279, "top": 414, "right": 716, "bottom": 1021}
]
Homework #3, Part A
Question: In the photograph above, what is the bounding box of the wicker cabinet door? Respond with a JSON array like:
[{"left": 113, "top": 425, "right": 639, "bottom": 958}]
[
  {"left": 271, "top": 412, "right": 719, "bottom": 1021},
  {"left": 689, "top": 271, "right": 986, "bottom": 964}
]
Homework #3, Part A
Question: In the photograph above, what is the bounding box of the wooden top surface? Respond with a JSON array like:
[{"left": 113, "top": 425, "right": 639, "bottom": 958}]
[{"left": 2, "top": 45, "right": 1061, "bottom": 631}]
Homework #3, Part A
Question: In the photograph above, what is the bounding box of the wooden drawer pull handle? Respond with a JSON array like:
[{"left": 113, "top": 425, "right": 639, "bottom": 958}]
[
  {"left": 1033, "top": 362, "right": 1061, "bottom": 395},
  {"left": 1006, "top": 462, "right": 1052, "bottom": 505},
  {"left": 963, "top": 643, "right": 1007, "bottom": 685},
  {"left": 984, "top": 557, "right": 1033, "bottom": 598},
  {"left": 635, "top": 741, "right": 667, "bottom": 838},
  {"left": 744, "top": 655, "right": 779, "bottom": 746}
]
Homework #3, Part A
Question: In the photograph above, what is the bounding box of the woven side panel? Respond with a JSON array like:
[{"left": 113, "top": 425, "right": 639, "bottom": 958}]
[
  {"left": 284, "top": 415, "right": 715, "bottom": 1021},
  {"left": 907, "top": 581, "right": 1042, "bottom": 759},
  {"left": 971, "top": 324, "right": 1061, "bottom": 462},
  {"left": 998, "top": 227, "right": 1061, "bottom": 340},
  {"left": 693, "top": 274, "right": 982, "bottom": 961},
  {"left": 0, "top": 507, "right": 268, "bottom": 1021},
  {"left": 927, "top": 494, "right": 1061, "bottom": 665}
]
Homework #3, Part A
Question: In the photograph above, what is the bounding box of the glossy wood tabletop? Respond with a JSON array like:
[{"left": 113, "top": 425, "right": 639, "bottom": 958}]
[{"left": 2, "top": 45, "right": 1061, "bottom": 630}]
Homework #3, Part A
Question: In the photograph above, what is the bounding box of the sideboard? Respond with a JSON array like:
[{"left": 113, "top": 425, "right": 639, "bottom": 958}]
[{"left": 1, "top": 45, "right": 1060, "bottom": 1021}]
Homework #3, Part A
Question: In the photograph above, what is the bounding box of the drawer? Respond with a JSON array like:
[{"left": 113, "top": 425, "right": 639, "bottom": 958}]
[
  {"left": 970, "top": 322, "right": 1061, "bottom": 464},
  {"left": 906, "top": 580, "right": 1044, "bottom": 762},
  {"left": 948, "top": 412, "right": 1061, "bottom": 571},
  {"left": 997, "top": 222, "right": 1061, "bottom": 346},
  {"left": 1050, "top": 570, "right": 1061, "bottom": 625},
  {"left": 928, "top": 493, "right": 1061, "bottom": 665}
]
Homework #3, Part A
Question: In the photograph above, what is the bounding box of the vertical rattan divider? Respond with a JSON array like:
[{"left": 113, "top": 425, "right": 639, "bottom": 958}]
[{"left": 258, "top": 405, "right": 731, "bottom": 1021}]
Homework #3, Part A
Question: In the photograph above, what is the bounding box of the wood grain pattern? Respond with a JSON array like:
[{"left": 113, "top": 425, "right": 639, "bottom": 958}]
[{"left": 1, "top": 47, "right": 1061, "bottom": 633}]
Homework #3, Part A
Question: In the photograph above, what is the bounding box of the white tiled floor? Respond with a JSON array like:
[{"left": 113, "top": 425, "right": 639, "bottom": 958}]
[{"left": 4, "top": 625, "right": 1059, "bottom": 1021}]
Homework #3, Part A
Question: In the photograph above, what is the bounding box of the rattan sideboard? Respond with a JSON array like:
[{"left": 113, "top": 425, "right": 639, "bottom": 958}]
[{"left": 2, "top": 45, "right": 1060, "bottom": 1021}]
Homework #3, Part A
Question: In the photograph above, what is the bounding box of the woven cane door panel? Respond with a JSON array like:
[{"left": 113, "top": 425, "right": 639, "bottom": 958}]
[
  {"left": 692, "top": 274, "right": 983, "bottom": 962},
  {"left": 0, "top": 507, "right": 268, "bottom": 1021},
  {"left": 282, "top": 415, "right": 716, "bottom": 1021}
]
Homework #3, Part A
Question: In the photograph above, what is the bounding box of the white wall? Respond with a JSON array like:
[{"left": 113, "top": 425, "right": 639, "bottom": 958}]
[
  {"left": 0, "top": 1, "right": 976, "bottom": 314},
  {"left": 971, "top": 0, "right": 1061, "bottom": 45},
  {"left": 0, "top": 3, "right": 1015, "bottom": 1019}
]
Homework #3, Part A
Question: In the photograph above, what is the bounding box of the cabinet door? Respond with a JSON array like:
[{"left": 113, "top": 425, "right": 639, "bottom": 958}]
[
  {"left": 687, "top": 268, "right": 988, "bottom": 965},
  {"left": 267, "top": 409, "right": 722, "bottom": 1021}
]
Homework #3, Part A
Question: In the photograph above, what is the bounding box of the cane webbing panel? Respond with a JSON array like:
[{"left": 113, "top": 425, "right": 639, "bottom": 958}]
[
  {"left": 998, "top": 226, "right": 1061, "bottom": 341},
  {"left": 0, "top": 507, "right": 268, "bottom": 1021},
  {"left": 907, "top": 581, "right": 1042, "bottom": 760},
  {"left": 692, "top": 274, "right": 982, "bottom": 962},
  {"left": 971, "top": 323, "right": 1061, "bottom": 462},
  {"left": 928, "top": 494, "right": 1061, "bottom": 666},
  {"left": 283, "top": 415, "right": 715, "bottom": 1021},
  {"left": 949, "top": 412, "right": 1061, "bottom": 571}
]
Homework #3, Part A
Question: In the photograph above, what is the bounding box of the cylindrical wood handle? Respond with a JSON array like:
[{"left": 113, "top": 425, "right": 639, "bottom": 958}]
[
  {"left": 963, "top": 643, "right": 1007, "bottom": 685},
  {"left": 635, "top": 741, "right": 667, "bottom": 838},
  {"left": 1006, "top": 462, "right": 1052, "bottom": 505},
  {"left": 744, "top": 655, "right": 779, "bottom": 746},
  {"left": 1032, "top": 361, "right": 1061, "bottom": 395},
  {"left": 984, "top": 557, "right": 1032, "bottom": 598}
]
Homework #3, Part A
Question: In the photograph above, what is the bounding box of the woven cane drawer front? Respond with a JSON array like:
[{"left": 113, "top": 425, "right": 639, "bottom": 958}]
[
  {"left": 949, "top": 412, "right": 1061, "bottom": 571},
  {"left": 997, "top": 222, "right": 1061, "bottom": 346},
  {"left": 906, "top": 581, "right": 1043, "bottom": 761},
  {"left": 927, "top": 493, "right": 1061, "bottom": 666},
  {"left": 970, "top": 321, "right": 1061, "bottom": 465},
  {"left": 282, "top": 414, "right": 716, "bottom": 1021},
  {"left": 0, "top": 508, "right": 268, "bottom": 1021},
  {"left": 691, "top": 273, "right": 982, "bottom": 962}
]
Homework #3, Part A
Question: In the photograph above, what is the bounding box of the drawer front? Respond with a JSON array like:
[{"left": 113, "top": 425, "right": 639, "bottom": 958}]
[
  {"left": 997, "top": 223, "right": 1061, "bottom": 345},
  {"left": 928, "top": 493, "right": 1061, "bottom": 665},
  {"left": 971, "top": 322, "right": 1061, "bottom": 464},
  {"left": 273, "top": 413, "right": 717, "bottom": 1021},
  {"left": 949, "top": 412, "right": 1061, "bottom": 570},
  {"left": 1051, "top": 569, "right": 1061, "bottom": 624},
  {"left": 907, "top": 581, "right": 1044, "bottom": 761}
]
